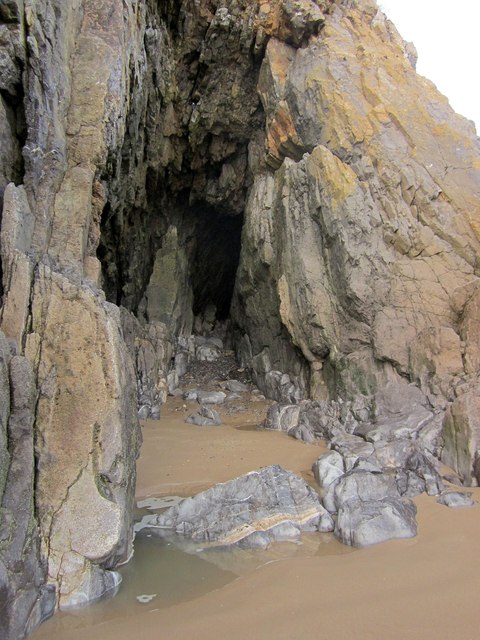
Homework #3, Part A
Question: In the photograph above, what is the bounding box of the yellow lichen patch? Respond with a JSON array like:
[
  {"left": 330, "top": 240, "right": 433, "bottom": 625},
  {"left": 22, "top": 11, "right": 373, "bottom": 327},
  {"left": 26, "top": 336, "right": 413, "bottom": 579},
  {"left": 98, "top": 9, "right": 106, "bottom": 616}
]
[
  {"left": 257, "top": 0, "right": 283, "bottom": 38},
  {"left": 307, "top": 146, "right": 358, "bottom": 209}
]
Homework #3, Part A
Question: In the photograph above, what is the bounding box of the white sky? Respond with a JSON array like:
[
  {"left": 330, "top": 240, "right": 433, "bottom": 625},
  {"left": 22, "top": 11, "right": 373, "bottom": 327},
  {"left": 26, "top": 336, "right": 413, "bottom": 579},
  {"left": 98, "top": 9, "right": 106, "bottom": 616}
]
[{"left": 378, "top": 0, "right": 479, "bottom": 132}]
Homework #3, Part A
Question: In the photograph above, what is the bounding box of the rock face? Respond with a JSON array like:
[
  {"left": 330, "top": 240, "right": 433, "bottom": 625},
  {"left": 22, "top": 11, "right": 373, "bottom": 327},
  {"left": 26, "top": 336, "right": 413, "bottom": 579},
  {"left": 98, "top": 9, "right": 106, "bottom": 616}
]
[
  {"left": 1, "top": 0, "right": 480, "bottom": 635},
  {"left": 0, "top": 332, "right": 55, "bottom": 639},
  {"left": 233, "top": 6, "right": 480, "bottom": 408},
  {"left": 0, "top": 0, "right": 142, "bottom": 631},
  {"left": 146, "top": 465, "right": 333, "bottom": 547}
]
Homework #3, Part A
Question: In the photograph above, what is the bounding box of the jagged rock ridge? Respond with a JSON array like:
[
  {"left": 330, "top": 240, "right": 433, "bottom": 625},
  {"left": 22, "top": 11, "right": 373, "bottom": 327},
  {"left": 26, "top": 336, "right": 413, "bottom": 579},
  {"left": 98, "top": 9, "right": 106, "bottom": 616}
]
[{"left": 0, "top": 0, "right": 479, "bottom": 637}]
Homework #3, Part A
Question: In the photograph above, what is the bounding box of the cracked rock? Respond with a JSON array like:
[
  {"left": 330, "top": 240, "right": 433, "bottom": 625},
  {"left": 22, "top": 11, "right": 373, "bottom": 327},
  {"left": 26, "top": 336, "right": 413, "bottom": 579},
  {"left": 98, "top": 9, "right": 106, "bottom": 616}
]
[
  {"left": 185, "top": 405, "right": 222, "bottom": 427},
  {"left": 146, "top": 465, "right": 333, "bottom": 547}
]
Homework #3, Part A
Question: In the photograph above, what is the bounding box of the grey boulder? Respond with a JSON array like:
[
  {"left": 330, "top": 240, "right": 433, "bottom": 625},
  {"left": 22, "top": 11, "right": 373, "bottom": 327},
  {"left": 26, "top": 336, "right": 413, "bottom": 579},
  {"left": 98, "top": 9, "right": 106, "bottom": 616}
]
[
  {"left": 333, "top": 470, "right": 400, "bottom": 513},
  {"left": 436, "top": 492, "right": 475, "bottom": 508},
  {"left": 185, "top": 405, "right": 222, "bottom": 427},
  {"left": 330, "top": 470, "right": 417, "bottom": 547},
  {"left": 330, "top": 433, "right": 375, "bottom": 471},
  {"left": 312, "top": 450, "right": 345, "bottom": 489},
  {"left": 224, "top": 380, "right": 249, "bottom": 393},
  {"left": 374, "top": 440, "right": 444, "bottom": 497},
  {"left": 335, "top": 497, "right": 417, "bottom": 547},
  {"left": 262, "top": 403, "right": 301, "bottom": 432},
  {"left": 196, "top": 390, "right": 226, "bottom": 405},
  {"left": 148, "top": 465, "right": 333, "bottom": 547},
  {"left": 196, "top": 343, "right": 222, "bottom": 362}
]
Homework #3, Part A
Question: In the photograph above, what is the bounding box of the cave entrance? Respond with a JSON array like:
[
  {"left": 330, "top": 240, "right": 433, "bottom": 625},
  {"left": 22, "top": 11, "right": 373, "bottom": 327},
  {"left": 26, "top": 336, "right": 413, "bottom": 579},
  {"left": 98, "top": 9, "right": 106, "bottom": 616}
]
[
  {"left": 136, "top": 202, "right": 244, "bottom": 340},
  {"left": 189, "top": 206, "right": 243, "bottom": 334}
]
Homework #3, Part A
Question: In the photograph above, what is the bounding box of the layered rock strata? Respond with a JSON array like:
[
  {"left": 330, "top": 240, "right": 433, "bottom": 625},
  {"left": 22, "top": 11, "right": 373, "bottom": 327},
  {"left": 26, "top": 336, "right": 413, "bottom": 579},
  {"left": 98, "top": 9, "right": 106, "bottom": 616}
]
[
  {"left": 0, "top": 0, "right": 480, "bottom": 637},
  {"left": 233, "top": 4, "right": 480, "bottom": 413},
  {"left": 144, "top": 465, "right": 335, "bottom": 548}
]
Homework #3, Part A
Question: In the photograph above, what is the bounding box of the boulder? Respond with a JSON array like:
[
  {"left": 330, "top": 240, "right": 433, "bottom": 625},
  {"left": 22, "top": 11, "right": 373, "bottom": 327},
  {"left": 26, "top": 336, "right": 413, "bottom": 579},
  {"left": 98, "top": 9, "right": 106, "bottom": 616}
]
[
  {"left": 196, "top": 343, "right": 222, "bottom": 362},
  {"left": 263, "top": 403, "right": 301, "bottom": 432},
  {"left": 148, "top": 465, "right": 333, "bottom": 547},
  {"left": 330, "top": 433, "right": 375, "bottom": 471},
  {"left": 333, "top": 470, "right": 401, "bottom": 513},
  {"left": 436, "top": 492, "right": 475, "bottom": 508},
  {"left": 374, "top": 440, "right": 444, "bottom": 496},
  {"left": 298, "top": 401, "right": 353, "bottom": 442},
  {"left": 312, "top": 450, "right": 345, "bottom": 489},
  {"left": 335, "top": 498, "right": 418, "bottom": 548},
  {"left": 395, "top": 470, "right": 427, "bottom": 498},
  {"left": 185, "top": 405, "right": 222, "bottom": 427},
  {"left": 224, "top": 379, "right": 249, "bottom": 393},
  {"left": 196, "top": 390, "right": 227, "bottom": 405},
  {"left": 288, "top": 422, "right": 318, "bottom": 444}
]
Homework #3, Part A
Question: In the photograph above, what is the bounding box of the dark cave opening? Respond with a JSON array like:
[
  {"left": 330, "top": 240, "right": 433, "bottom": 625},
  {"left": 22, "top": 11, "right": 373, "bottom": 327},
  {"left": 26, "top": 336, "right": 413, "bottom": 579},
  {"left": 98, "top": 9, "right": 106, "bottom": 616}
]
[
  {"left": 0, "top": 79, "right": 27, "bottom": 304},
  {"left": 97, "top": 195, "right": 245, "bottom": 334},
  {"left": 189, "top": 207, "right": 243, "bottom": 325}
]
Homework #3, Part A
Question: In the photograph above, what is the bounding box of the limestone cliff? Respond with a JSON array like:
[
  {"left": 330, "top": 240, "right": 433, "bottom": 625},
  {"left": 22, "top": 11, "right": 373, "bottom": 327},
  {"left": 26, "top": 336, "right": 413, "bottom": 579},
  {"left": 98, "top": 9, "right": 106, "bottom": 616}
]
[{"left": 0, "top": 0, "right": 479, "bottom": 637}]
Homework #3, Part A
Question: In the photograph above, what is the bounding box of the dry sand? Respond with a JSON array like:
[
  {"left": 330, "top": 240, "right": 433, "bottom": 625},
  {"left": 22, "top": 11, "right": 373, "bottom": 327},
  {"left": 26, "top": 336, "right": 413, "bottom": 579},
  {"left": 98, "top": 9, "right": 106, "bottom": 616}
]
[{"left": 32, "top": 396, "right": 480, "bottom": 640}]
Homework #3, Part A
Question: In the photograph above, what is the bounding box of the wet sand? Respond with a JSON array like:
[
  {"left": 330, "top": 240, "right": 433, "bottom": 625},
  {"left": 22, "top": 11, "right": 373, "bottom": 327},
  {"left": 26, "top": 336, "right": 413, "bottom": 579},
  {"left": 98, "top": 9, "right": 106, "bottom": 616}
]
[{"left": 32, "top": 397, "right": 480, "bottom": 640}]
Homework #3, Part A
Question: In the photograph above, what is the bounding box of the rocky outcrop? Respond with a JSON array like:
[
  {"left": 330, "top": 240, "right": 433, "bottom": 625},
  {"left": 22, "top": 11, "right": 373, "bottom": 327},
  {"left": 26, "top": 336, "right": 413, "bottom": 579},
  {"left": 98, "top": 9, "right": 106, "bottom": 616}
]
[
  {"left": 442, "top": 391, "right": 480, "bottom": 486},
  {"left": 1, "top": 0, "right": 480, "bottom": 635},
  {"left": 0, "top": 0, "right": 143, "bottom": 629},
  {"left": 233, "top": 6, "right": 480, "bottom": 409},
  {"left": 231, "top": 0, "right": 480, "bottom": 488},
  {"left": 120, "top": 308, "right": 173, "bottom": 420},
  {"left": 263, "top": 381, "right": 447, "bottom": 545},
  {"left": 28, "top": 263, "right": 139, "bottom": 608}
]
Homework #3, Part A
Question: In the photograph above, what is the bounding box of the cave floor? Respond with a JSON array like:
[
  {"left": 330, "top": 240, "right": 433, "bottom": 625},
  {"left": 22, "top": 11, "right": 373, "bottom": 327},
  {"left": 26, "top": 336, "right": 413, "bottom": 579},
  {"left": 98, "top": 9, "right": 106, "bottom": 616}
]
[
  {"left": 31, "top": 390, "right": 480, "bottom": 640},
  {"left": 136, "top": 392, "right": 325, "bottom": 499}
]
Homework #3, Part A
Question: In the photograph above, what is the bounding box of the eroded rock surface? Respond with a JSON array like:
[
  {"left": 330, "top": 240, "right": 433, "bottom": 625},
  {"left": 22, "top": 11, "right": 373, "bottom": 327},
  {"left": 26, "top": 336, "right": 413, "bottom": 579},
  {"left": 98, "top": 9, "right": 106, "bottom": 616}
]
[
  {"left": 436, "top": 492, "right": 475, "bottom": 509},
  {"left": 263, "top": 381, "right": 451, "bottom": 544},
  {"left": 145, "top": 465, "right": 333, "bottom": 548},
  {"left": 233, "top": 4, "right": 480, "bottom": 411},
  {"left": 335, "top": 497, "right": 417, "bottom": 548},
  {"left": 1, "top": 0, "right": 143, "bottom": 627},
  {"left": 0, "top": 332, "right": 55, "bottom": 639}
]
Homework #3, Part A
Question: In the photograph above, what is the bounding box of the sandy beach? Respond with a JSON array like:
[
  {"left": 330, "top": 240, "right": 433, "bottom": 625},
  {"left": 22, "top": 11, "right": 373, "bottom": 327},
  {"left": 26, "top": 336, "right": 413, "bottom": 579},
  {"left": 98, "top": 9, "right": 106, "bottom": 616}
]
[{"left": 32, "top": 397, "right": 480, "bottom": 640}]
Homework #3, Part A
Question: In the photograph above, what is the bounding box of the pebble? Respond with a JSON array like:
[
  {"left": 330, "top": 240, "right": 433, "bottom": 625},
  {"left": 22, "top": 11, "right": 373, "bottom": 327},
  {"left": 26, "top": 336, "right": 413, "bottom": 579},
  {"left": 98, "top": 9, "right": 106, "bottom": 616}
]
[{"left": 136, "top": 594, "right": 157, "bottom": 604}]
